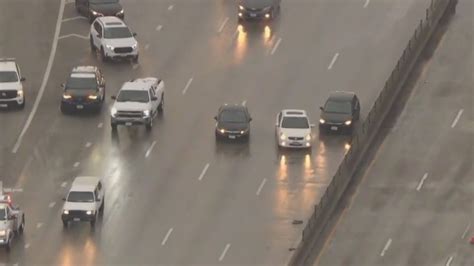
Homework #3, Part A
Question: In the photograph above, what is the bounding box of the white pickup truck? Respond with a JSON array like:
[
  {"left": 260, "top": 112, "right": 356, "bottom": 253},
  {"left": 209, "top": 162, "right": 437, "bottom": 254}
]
[
  {"left": 110, "top": 77, "right": 164, "bottom": 131},
  {"left": 0, "top": 194, "right": 25, "bottom": 252}
]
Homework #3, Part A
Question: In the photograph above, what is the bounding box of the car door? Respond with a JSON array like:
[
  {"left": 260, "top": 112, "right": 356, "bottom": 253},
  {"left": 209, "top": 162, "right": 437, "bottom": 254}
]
[
  {"left": 276, "top": 112, "right": 282, "bottom": 136},
  {"left": 149, "top": 88, "right": 158, "bottom": 113},
  {"left": 97, "top": 70, "right": 105, "bottom": 99},
  {"left": 92, "top": 21, "right": 102, "bottom": 48},
  {"left": 5, "top": 206, "right": 16, "bottom": 231},
  {"left": 353, "top": 97, "right": 360, "bottom": 120}
]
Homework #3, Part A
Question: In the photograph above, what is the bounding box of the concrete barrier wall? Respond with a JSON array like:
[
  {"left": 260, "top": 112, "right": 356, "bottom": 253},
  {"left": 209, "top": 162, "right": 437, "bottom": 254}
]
[{"left": 288, "top": 0, "right": 458, "bottom": 265}]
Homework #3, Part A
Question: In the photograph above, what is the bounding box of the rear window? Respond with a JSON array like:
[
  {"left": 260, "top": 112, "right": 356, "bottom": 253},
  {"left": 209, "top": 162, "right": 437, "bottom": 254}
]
[
  {"left": 67, "top": 192, "right": 95, "bottom": 203},
  {"left": 0, "top": 71, "right": 18, "bottom": 82}
]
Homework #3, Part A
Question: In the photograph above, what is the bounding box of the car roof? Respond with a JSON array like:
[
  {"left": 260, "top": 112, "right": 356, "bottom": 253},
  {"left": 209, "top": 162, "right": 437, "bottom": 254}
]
[
  {"left": 0, "top": 58, "right": 17, "bottom": 72},
  {"left": 120, "top": 77, "right": 158, "bottom": 91},
  {"left": 98, "top": 16, "right": 127, "bottom": 27},
  {"left": 219, "top": 104, "right": 247, "bottom": 112},
  {"left": 328, "top": 91, "right": 355, "bottom": 101},
  {"left": 282, "top": 109, "right": 307, "bottom": 117},
  {"left": 70, "top": 176, "right": 100, "bottom": 192}
]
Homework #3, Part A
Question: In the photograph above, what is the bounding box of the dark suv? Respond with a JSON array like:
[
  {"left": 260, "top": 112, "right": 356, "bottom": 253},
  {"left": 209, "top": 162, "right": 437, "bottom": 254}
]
[
  {"left": 61, "top": 66, "right": 105, "bottom": 113},
  {"left": 319, "top": 91, "right": 360, "bottom": 134},
  {"left": 75, "top": 0, "right": 124, "bottom": 23},
  {"left": 214, "top": 104, "right": 252, "bottom": 141},
  {"left": 238, "top": 0, "right": 281, "bottom": 21}
]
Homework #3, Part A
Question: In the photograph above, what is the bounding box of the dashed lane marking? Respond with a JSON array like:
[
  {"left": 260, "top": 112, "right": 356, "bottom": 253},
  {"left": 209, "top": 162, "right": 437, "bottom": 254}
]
[
  {"left": 328, "top": 52, "right": 339, "bottom": 70},
  {"left": 61, "top": 182, "right": 67, "bottom": 188},
  {"left": 219, "top": 243, "right": 231, "bottom": 262},
  {"left": 256, "top": 178, "right": 267, "bottom": 196},
  {"left": 416, "top": 173, "right": 428, "bottom": 191},
  {"left": 380, "top": 238, "right": 392, "bottom": 256},
  {"left": 451, "top": 109, "right": 464, "bottom": 128},
  {"left": 161, "top": 228, "right": 174, "bottom": 246},
  {"left": 446, "top": 256, "right": 454, "bottom": 266},
  {"left": 270, "top": 37, "right": 282, "bottom": 55},
  {"left": 198, "top": 163, "right": 210, "bottom": 181},
  {"left": 364, "top": 0, "right": 370, "bottom": 8},
  {"left": 73, "top": 162, "right": 80, "bottom": 168},
  {"left": 145, "top": 141, "right": 157, "bottom": 158},
  {"left": 62, "top": 16, "right": 87, "bottom": 22},
  {"left": 182, "top": 77, "right": 194, "bottom": 94},
  {"left": 168, "top": 5, "right": 174, "bottom": 11},
  {"left": 98, "top": 122, "right": 103, "bottom": 128},
  {"left": 156, "top": 25, "right": 163, "bottom": 31},
  {"left": 36, "top": 223, "right": 43, "bottom": 229},
  {"left": 461, "top": 222, "right": 471, "bottom": 239},
  {"left": 58, "top": 33, "right": 89, "bottom": 40},
  {"left": 48, "top": 202, "right": 56, "bottom": 208},
  {"left": 218, "top": 17, "right": 229, "bottom": 33},
  {"left": 85, "top": 142, "right": 92, "bottom": 148},
  {"left": 242, "top": 100, "right": 247, "bottom": 106}
]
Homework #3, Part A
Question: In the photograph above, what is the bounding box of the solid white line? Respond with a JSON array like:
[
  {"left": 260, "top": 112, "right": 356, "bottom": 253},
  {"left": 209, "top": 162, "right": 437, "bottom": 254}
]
[
  {"left": 363, "top": 0, "right": 370, "bottom": 8},
  {"left": 98, "top": 122, "right": 103, "bottom": 128},
  {"left": 85, "top": 142, "right": 92, "bottom": 148},
  {"left": 36, "top": 223, "right": 43, "bottom": 229},
  {"left": 24, "top": 243, "right": 30, "bottom": 249},
  {"left": 270, "top": 37, "right": 282, "bottom": 55},
  {"left": 73, "top": 162, "right": 80, "bottom": 168},
  {"left": 256, "top": 178, "right": 267, "bottom": 196},
  {"left": 328, "top": 53, "right": 339, "bottom": 70},
  {"left": 218, "top": 17, "right": 229, "bottom": 33},
  {"left": 416, "top": 173, "right": 429, "bottom": 191},
  {"left": 161, "top": 228, "right": 174, "bottom": 246},
  {"left": 380, "top": 238, "right": 392, "bottom": 256},
  {"left": 219, "top": 243, "right": 231, "bottom": 261},
  {"left": 61, "top": 182, "right": 67, "bottom": 188},
  {"left": 168, "top": 5, "right": 174, "bottom": 11},
  {"left": 156, "top": 25, "right": 163, "bottom": 31},
  {"left": 62, "top": 16, "right": 87, "bottom": 22},
  {"left": 461, "top": 222, "right": 471, "bottom": 239},
  {"left": 58, "top": 33, "right": 89, "bottom": 40},
  {"left": 446, "top": 256, "right": 454, "bottom": 266},
  {"left": 48, "top": 202, "right": 56, "bottom": 208},
  {"left": 198, "top": 163, "right": 210, "bottom": 181},
  {"left": 182, "top": 77, "right": 194, "bottom": 94},
  {"left": 145, "top": 141, "right": 157, "bottom": 158},
  {"left": 451, "top": 109, "right": 464, "bottom": 128},
  {"left": 12, "top": 0, "right": 66, "bottom": 154}
]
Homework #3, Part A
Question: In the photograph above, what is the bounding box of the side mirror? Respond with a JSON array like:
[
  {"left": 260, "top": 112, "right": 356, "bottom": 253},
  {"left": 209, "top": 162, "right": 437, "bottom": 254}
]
[
  {"left": 62, "top": 197, "right": 66, "bottom": 201},
  {"left": 111, "top": 95, "right": 116, "bottom": 100},
  {"left": 249, "top": 117, "right": 252, "bottom": 122},
  {"left": 20, "top": 77, "right": 26, "bottom": 82},
  {"left": 214, "top": 116, "right": 217, "bottom": 120},
  {"left": 151, "top": 96, "right": 158, "bottom": 101},
  {"left": 319, "top": 106, "right": 324, "bottom": 111},
  {"left": 61, "top": 83, "right": 65, "bottom": 88},
  {"left": 133, "top": 32, "right": 137, "bottom": 37}
]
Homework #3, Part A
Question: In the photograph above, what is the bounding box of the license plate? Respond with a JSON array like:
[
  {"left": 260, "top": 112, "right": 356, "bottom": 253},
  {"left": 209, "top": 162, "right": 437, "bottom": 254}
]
[
  {"left": 73, "top": 218, "right": 80, "bottom": 222},
  {"left": 250, "top": 13, "right": 257, "bottom": 17},
  {"left": 76, "top": 105, "right": 84, "bottom": 109},
  {"left": 290, "top": 142, "right": 302, "bottom": 146},
  {"left": 331, "top": 126, "right": 338, "bottom": 131},
  {"left": 0, "top": 104, "right": 7, "bottom": 108},
  {"left": 228, "top": 135, "right": 236, "bottom": 139},
  {"left": 125, "top": 122, "right": 132, "bottom": 126}
]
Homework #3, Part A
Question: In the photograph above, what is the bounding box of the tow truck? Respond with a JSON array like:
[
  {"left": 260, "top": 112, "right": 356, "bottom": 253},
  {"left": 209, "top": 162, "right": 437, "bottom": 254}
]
[{"left": 0, "top": 184, "right": 25, "bottom": 252}]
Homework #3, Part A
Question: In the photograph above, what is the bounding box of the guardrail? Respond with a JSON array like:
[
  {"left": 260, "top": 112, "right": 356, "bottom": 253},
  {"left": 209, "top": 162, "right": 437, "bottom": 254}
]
[{"left": 288, "top": 0, "right": 458, "bottom": 265}]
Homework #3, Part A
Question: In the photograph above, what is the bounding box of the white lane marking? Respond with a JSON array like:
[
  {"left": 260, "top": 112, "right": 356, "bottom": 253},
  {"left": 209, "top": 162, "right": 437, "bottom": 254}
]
[
  {"left": 156, "top": 25, "right": 163, "bottom": 31},
  {"left": 328, "top": 53, "right": 340, "bottom": 70},
  {"left": 270, "top": 37, "right": 282, "bottom": 55},
  {"left": 36, "top": 223, "right": 43, "bottom": 229},
  {"left": 380, "top": 238, "right": 392, "bottom": 256},
  {"left": 451, "top": 109, "right": 464, "bottom": 128},
  {"left": 182, "top": 77, "right": 194, "bottom": 95},
  {"left": 73, "top": 162, "right": 80, "bottom": 168},
  {"left": 198, "top": 163, "right": 210, "bottom": 181},
  {"left": 242, "top": 100, "right": 247, "bottom": 106},
  {"left": 24, "top": 243, "right": 30, "bottom": 249},
  {"left": 3, "top": 188, "right": 23, "bottom": 193},
  {"left": 219, "top": 243, "right": 231, "bottom": 261},
  {"left": 218, "top": 17, "right": 229, "bottom": 33},
  {"left": 12, "top": 0, "right": 66, "bottom": 154},
  {"left": 256, "top": 178, "right": 267, "bottom": 196},
  {"left": 58, "top": 33, "right": 89, "bottom": 40},
  {"left": 161, "top": 228, "right": 174, "bottom": 246},
  {"left": 61, "top": 182, "right": 67, "bottom": 188},
  {"left": 85, "top": 142, "right": 92, "bottom": 148},
  {"left": 446, "top": 256, "right": 454, "bottom": 266},
  {"left": 145, "top": 44, "right": 150, "bottom": 50},
  {"left": 168, "top": 5, "right": 174, "bottom": 11},
  {"left": 145, "top": 141, "right": 157, "bottom": 158},
  {"left": 62, "top": 16, "right": 87, "bottom": 22},
  {"left": 461, "top": 222, "right": 471, "bottom": 239},
  {"left": 363, "top": 0, "right": 370, "bottom": 8},
  {"left": 98, "top": 122, "right": 103, "bottom": 128},
  {"left": 416, "top": 173, "right": 429, "bottom": 191}
]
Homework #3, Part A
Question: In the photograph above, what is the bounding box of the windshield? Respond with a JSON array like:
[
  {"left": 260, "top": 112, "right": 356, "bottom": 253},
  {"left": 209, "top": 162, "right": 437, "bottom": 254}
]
[
  {"left": 220, "top": 110, "right": 247, "bottom": 123},
  {"left": 0, "top": 71, "right": 19, "bottom": 82},
  {"left": 117, "top": 90, "right": 149, "bottom": 103},
  {"left": 281, "top": 117, "right": 309, "bottom": 129},
  {"left": 104, "top": 27, "right": 132, "bottom": 39},
  {"left": 324, "top": 100, "right": 352, "bottom": 114},
  {"left": 90, "top": 0, "right": 118, "bottom": 3},
  {"left": 67, "top": 192, "right": 95, "bottom": 203},
  {"left": 66, "top": 77, "right": 97, "bottom": 90},
  {"left": 0, "top": 208, "right": 6, "bottom": 221}
]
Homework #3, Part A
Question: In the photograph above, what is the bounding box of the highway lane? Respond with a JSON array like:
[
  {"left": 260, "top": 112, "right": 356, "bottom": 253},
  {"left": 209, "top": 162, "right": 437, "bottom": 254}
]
[
  {"left": 316, "top": 1, "right": 473, "bottom": 265},
  {"left": 1, "top": 0, "right": 433, "bottom": 265}
]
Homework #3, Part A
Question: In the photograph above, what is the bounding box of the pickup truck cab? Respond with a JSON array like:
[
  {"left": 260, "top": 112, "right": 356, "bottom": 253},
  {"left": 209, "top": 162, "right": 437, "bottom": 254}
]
[
  {"left": 0, "top": 58, "right": 26, "bottom": 109},
  {"left": 110, "top": 77, "right": 164, "bottom": 131},
  {"left": 0, "top": 194, "right": 25, "bottom": 252}
]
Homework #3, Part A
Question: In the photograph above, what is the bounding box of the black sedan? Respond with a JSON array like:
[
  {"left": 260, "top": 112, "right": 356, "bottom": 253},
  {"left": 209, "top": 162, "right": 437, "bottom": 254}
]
[
  {"left": 76, "top": 0, "right": 124, "bottom": 23},
  {"left": 214, "top": 104, "right": 252, "bottom": 141},
  {"left": 319, "top": 91, "right": 360, "bottom": 134}
]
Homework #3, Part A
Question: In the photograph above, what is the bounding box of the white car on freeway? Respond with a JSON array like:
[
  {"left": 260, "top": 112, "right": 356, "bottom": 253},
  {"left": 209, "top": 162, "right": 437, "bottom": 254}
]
[
  {"left": 90, "top": 16, "right": 138, "bottom": 62},
  {"left": 0, "top": 58, "right": 26, "bottom": 109},
  {"left": 275, "top": 109, "right": 314, "bottom": 149}
]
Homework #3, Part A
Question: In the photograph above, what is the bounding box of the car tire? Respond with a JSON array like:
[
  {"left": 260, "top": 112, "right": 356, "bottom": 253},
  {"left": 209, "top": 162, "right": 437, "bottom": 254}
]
[
  {"left": 157, "top": 94, "right": 164, "bottom": 112},
  {"left": 100, "top": 48, "right": 108, "bottom": 62},
  {"left": 62, "top": 220, "right": 68, "bottom": 228},
  {"left": 145, "top": 121, "right": 152, "bottom": 131},
  {"left": 132, "top": 55, "right": 139, "bottom": 63},
  {"left": 99, "top": 200, "right": 104, "bottom": 213},
  {"left": 18, "top": 97, "right": 25, "bottom": 109},
  {"left": 19, "top": 216, "right": 25, "bottom": 234},
  {"left": 90, "top": 37, "right": 96, "bottom": 52},
  {"left": 111, "top": 123, "right": 117, "bottom": 131}
]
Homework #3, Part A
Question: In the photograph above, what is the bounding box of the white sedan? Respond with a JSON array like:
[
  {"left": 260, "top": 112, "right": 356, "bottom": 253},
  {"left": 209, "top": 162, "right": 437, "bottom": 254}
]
[{"left": 275, "top": 109, "right": 314, "bottom": 149}]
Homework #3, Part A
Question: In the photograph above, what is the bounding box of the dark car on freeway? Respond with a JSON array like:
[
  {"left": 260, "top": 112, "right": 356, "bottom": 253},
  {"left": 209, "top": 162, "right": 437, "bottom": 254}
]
[
  {"left": 214, "top": 104, "right": 252, "bottom": 141},
  {"left": 319, "top": 91, "right": 360, "bottom": 134},
  {"left": 61, "top": 66, "right": 105, "bottom": 114},
  {"left": 238, "top": 0, "right": 281, "bottom": 21},
  {"left": 75, "top": 0, "right": 124, "bottom": 23}
]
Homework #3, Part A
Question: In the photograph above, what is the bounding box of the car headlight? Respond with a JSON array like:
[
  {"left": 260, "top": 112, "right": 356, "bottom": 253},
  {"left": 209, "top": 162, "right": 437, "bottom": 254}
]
[
  {"left": 91, "top": 10, "right": 99, "bottom": 16},
  {"left": 105, "top": 44, "right": 114, "bottom": 50},
  {"left": 280, "top": 133, "right": 286, "bottom": 140},
  {"left": 0, "top": 230, "right": 6, "bottom": 237},
  {"left": 319, "top": 118, "right": 325, "bottom": 124},
  {"left": 345, "top": 120, "right": 352, "bottom": 125},
  {"left": 132, "top": 43, "right": 138, "bottom": 50},
  {"left": 110, "top": 107, "right": 117, "bottom": 117},
  {"left": 88, "top": 95, "right": 98, "bottom": 100},
  {"left": 143, "top": 110, "right": 150, "bottom": 117},
  {"left": 63, "top": 210, "right": 69, "bottom": 215},
  {"left": 305, "top": 134, "right": 311, "bottom": 141},
  {"left": 239, "top": 5, "right": 244, "bottom": 10},
  {"left": 219, "top": 128, "right": 225, "bottom": 134},
  {"left": 17, "top": 89, "right": 23, "bottom": 96},
  {"left": 63, "top": 94, "right": 72, "bottom": 99},
  {"left": 116, "top": 9, "right": 124, "bottom": 15},
  {"left": 86, "top": 210, "right": 93, "bottom": 215}
]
